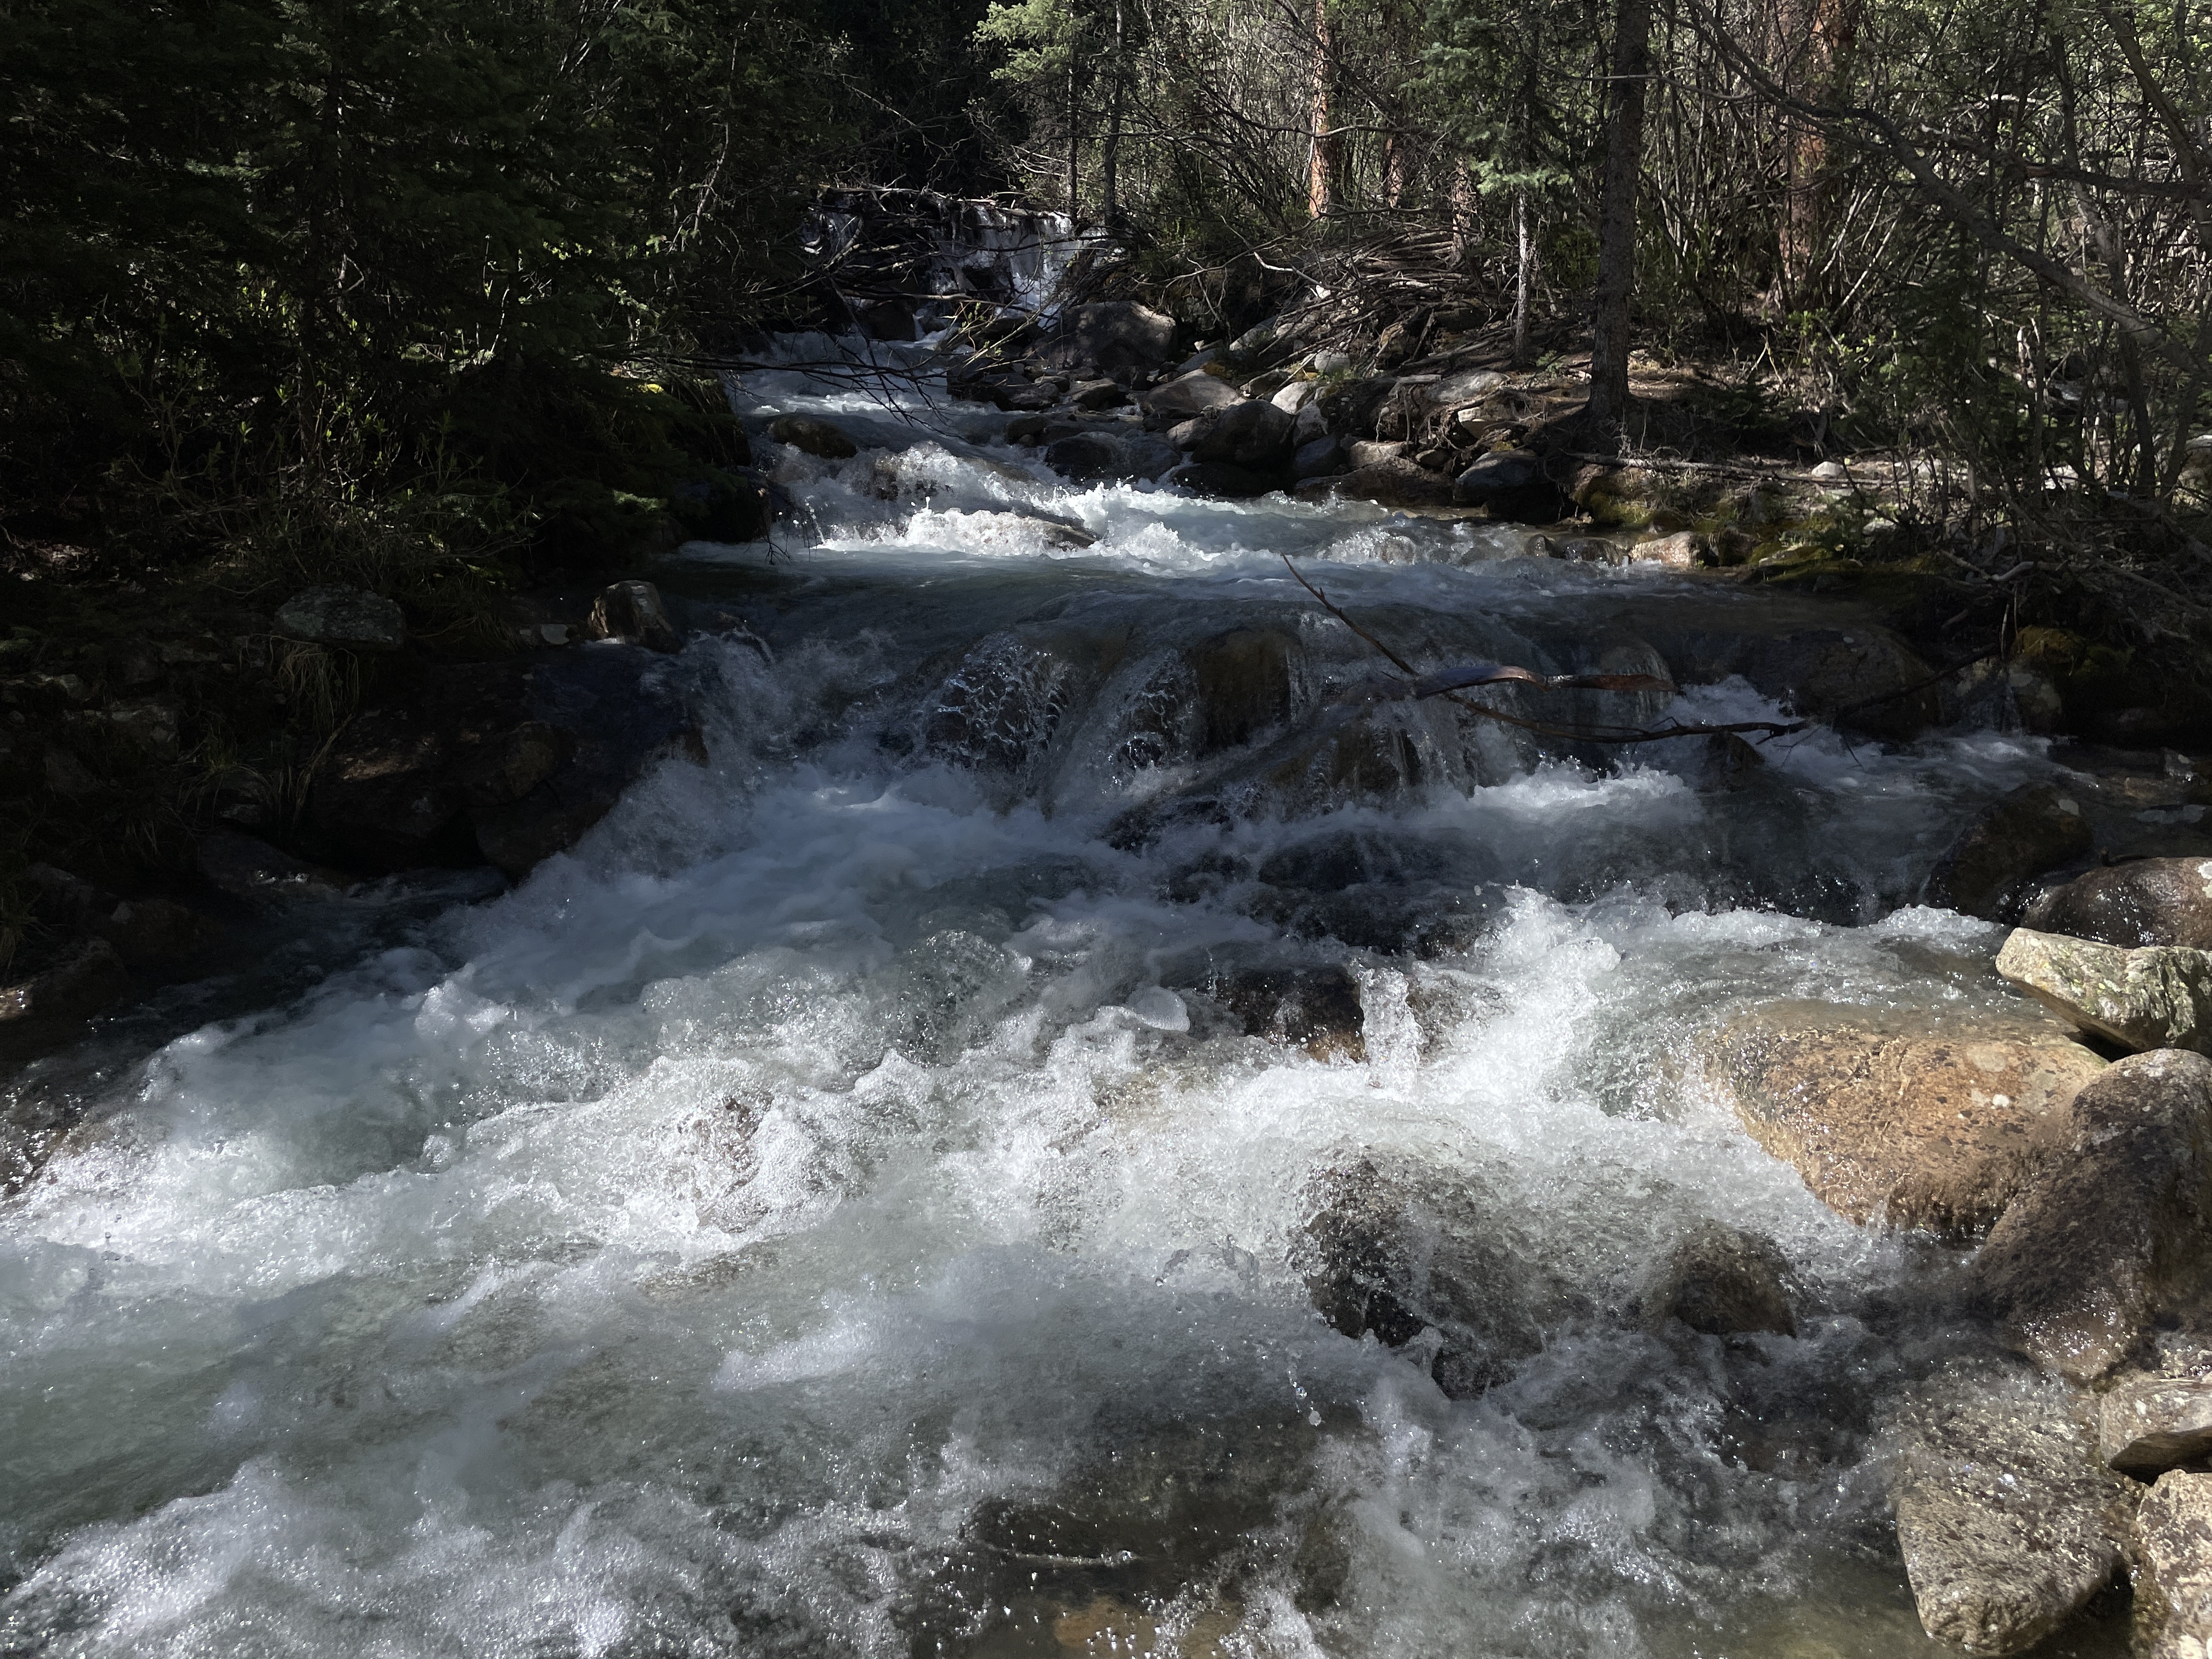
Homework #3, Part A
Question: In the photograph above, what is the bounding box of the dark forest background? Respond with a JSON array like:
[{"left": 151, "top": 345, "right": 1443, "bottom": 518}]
[{"left": 2, "top": 0, "right": 2207, "bottom": 671}]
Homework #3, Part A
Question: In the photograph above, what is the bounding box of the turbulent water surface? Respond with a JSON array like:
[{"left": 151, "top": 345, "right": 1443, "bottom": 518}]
[{"left": 1, "top": 356, "right": 2126, "bottom": 1657}]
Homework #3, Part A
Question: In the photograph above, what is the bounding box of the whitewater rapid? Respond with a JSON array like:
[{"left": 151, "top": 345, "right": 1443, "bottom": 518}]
[{"left": 0, "top": 359, "right": 2114, "bottom": 1657}]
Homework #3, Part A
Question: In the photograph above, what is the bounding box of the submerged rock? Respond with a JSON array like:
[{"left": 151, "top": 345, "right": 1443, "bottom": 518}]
[
  {"left": 1972, "top": 1049, "right": 2212, "bottom": 1381},
  {"left": 2022, "top": 857, "right": 2212, "bottom": 950},
  {"left": 274, "top": 586, "right": 406, "bottom": 653},
  {"left": 768, "top": 413, "right": 859, "bottom": 458},
  {"left": 1926, "top": 783, "right": 2094, "bottom": 919},
  {"left": 586, "top": 579, "right": 682, "bottom": 654},
  {"left": 2135, "top": 1471, "right": 2212, "bottom": 1657},
  {"left": 1167, "top": 461, "right": 1278, "bottom": 499},
  {"left": 1651, "top": 1220, "right": 1795, "bottom": 1338},
  {"left": 1711, "top": 1001, "right": 2106, "bottom": 1235},
  {"left": 1291, "top": 1154, "right": 1590, "bottom": 1398},
  {"left": 1996, "top": 928, "right": 2212, "bottom": 1054},
  {"left": 1201, "top": 963, "right": 1364, "bottom": 1060},
  {"left": 2100, "top": 1375, "right": 2212, "bottom": 1477},
  {"left": 1889, "top": 1381, "right": 2134, "bottom": 1655}
]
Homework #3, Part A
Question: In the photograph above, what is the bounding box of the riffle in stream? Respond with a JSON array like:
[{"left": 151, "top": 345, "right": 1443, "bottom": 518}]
[{"left": 0, "top": 358, "right": 2126, "bottom": 1656}]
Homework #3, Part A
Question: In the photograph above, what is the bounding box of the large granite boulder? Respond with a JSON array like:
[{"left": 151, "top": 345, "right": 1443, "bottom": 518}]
[
  {"left": 1032, "top": 302, "right": 1176, "bottom": 376},
  {"left": 1143, "top": 371, "right": 1244, "bottom": 422},
  {"left": 1709, "top": 1001, "right": 2106, "bottom": 1235},
  {"left": 1926, "top": 783, "right": 2094, "bottom": 919},
  {"left": 2022, "top": 857, "right": 2212, "bottom": 950},
  {"left": 1996, "top": 929, "right": 2212, "bottom": 1054},
  {"left": 1889, "top": 1380, "right": 2135, "bottom": 1655},
  {"left": 1972, "top": 1049, "right": 2212, "bottom": 1381}
]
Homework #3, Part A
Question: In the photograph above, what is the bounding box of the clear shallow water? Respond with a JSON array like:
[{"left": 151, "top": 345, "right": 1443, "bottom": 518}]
[{"left": 0, "top": 361, "right": 2118, "bottom": 1657}]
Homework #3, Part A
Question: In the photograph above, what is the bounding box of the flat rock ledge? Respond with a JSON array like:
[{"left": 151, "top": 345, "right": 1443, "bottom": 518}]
[
  {"left": 1890, "top": 1379, "right": 2135, "bottom": 1656},
  {"left": 1997, "top": 927, "right": 2212, "bottom": 1054},
  {"left": 1709, "top": 1001, "right": 2106, "bottom": 1235}
]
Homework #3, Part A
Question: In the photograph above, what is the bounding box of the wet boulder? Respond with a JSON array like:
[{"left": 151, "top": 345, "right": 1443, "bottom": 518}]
[
  {"left": 1291, "top": 435, "right": 1348, "bottom": 480},
  {"left": 1290, "top": 1153, "right": 1590, "bottom": 1397},
  {"left": 1651, "top": 1220, "right": 1795, "bottom": 1338},
  {"left": 1996, "top": 929, "right": 2212, "bottom": 1054},
  {"left": 1182, "top": 399, "right": 1295, "bottom": 470},
  {"left": 1709, "top": 1001, "right": 2106, "bottom": 1235},
  {"left": 768, "top": 414, "right": 859, "bottom": 459},
  {"left": 586, "top": 579, "right": 682, "bottom": 654},
  {"left": 1041, "top": 432, "right": 1125, "bottom": 483},
  {"left": 1972, "top": 1049, "right": 2212, "bottom": 1381},
  {"left": 2134, "top": 1471, "right": 2212, "bottom": 1657},
  {"left": 196, "top": 831, "right": 353, "bottom": 910},
  {"left": 1331, "top": 458, "right": 1457, "bottom": 509},
  {"left": 1167, "top": 461, "right": 1278, "bottom": 499},
  {"left": 1926, "top": 783, "right": 2095, "bottom": 919},
  {"left": 948, "top": 361, "right": 1055, "bottom": 412},
  {"left": 2022, "top": 858, "right": 2212, "bottom": 950},
  {"left": 274, "top": 586, "right": 406, "bottom": 653},
  {"left": 0, "top": 937, "right": 130, "bottom": 1029},
  {"left": 2100, "top": 1375, "right": 2212, "bottom": 1477},
  {"left": 1453, "top": 449, "right": 1542, "bottom": 504},
  {"left": 1889, "top": 1380, "right": 2135, "bottom": 1655}
]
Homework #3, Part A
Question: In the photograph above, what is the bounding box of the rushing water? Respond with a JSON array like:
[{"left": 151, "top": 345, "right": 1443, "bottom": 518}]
[{"left": 0, "top": 356, "right": 2128, "bottom": 1657}]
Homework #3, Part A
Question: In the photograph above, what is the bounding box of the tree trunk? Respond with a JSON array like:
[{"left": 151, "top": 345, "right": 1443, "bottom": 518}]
[
  {"left": 1513, "top": 190, "right": 1534, "bottom": 364},
  {"left": 1587, "top": 0, "right": 1652, "bottom": 432},
  {"left": 1776, "top": 0, "right": 1859, "bottom": 302},
  {"left": 1102, "top": 0, "right": 1125, "bottom": 221},
  {"left": 1307, "top": 0, "right": 1335, "bottom": 219},
  {"left": 1067, "top": 54, "right": 1080, "bottom": 220}
]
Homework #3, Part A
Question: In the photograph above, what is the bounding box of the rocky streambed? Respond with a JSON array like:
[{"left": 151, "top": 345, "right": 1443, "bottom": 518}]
[{"left": 5, "top": 341, "right": 2212, "bottom": 1658}]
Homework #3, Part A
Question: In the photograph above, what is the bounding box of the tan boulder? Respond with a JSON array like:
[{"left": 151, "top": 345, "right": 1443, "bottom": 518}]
[
  {"left": 1996, "top": 927, "right": 2212, "bottom": 1054},
  {"left": 1710, "top": 1001, "right": 2106, "bottom": 1235},
  {"left": 2135, "top": 1471, "right": 2212, "bottom": 1658},
  {"left": 1972, "top": 1049, "right": 2212, "bottom": 1382}
]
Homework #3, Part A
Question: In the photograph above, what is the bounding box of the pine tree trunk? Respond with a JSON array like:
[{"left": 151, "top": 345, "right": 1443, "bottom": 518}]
[
  {"left": 1067, "top": 57, "right": 1080, "bottom": 220},
  {"left": 1587, "top": 0, "right": 1652, "bottom": 433},
  {"left": 1102, "top": 0, "right": 1125, "bottom": 221},
  {"left": 1307, "top": 0, "right": 1335, "bottom": 219}
]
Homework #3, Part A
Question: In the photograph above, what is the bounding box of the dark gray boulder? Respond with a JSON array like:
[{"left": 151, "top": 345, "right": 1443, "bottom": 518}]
[
  {"left": 2022, "top": 859, "right": 2212, "bottom": 950},
  {"left": 1183, "top": 399, "right": 1295, "bottom": 470},
  {"left": 586, "top": 580, "right": 682, "bottom": 654},
  {"left": 1292, "top": 436, "right": 1348, "bottom": 479},
  {"left": 1143, "top": 371, "right": 1244, "bottom": 422},
  {"left": 1033, "top": 301, "right": 1176, "bottom": 376},
  {"left": 274, "top": 587, "right": 406, "bottom": 653},
  {"left": 1927, "top": 783, "right": 2094, "bottom": 919},
  {"left": 1453, "top": 449, "right": 1543, "bottom": 504}
]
